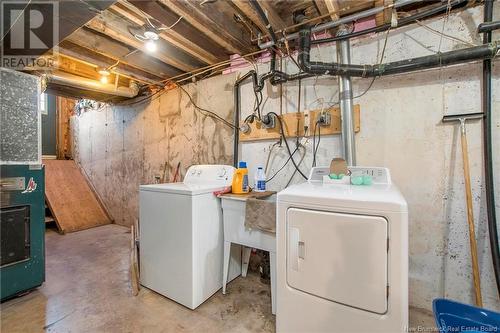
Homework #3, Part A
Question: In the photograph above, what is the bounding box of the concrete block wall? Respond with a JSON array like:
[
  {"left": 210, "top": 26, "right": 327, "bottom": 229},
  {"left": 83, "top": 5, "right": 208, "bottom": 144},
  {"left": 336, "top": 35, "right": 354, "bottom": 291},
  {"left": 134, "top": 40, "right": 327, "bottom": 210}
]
[{"left": 71, "top": 4, "right": 500, "bottom": 315}]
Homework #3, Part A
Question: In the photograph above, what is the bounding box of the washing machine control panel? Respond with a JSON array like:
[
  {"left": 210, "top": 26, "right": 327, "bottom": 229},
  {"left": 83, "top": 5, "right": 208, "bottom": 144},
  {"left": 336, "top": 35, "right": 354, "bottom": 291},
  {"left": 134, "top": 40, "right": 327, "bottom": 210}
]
[{"left": 185, "top": 165, "right": 234, "bottom": 184}]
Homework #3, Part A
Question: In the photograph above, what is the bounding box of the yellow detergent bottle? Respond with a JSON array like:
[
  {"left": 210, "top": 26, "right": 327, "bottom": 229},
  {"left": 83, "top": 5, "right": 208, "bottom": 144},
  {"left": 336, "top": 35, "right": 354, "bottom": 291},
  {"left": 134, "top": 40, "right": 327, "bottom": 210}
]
[{"left": 232, "top": 161, "right": 249, "bottom": 194}]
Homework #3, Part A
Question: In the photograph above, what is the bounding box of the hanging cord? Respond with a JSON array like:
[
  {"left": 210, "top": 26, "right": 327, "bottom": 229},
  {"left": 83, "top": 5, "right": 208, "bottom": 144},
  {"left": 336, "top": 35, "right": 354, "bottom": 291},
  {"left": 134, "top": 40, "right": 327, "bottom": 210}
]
[
  {"left": 266, "top": 145, "right": 300, "bottom": 182},
  {"left": 177, "top": 85, "right": 238, "bottom": 130},
  {"left": 285, "top": 144, "right": 307, "bottom": 187},
  {"left": 354, "top": 27, "right": 391, "bottom": 99},
  {"left": 312, "top": 120, "right": 321, "bottom": 167},
  {"left": 268, "top": 112, "right": 308, "bottom": 179},
  {"left": 264, "top": 140, "right": 282, "bottom": 174}
]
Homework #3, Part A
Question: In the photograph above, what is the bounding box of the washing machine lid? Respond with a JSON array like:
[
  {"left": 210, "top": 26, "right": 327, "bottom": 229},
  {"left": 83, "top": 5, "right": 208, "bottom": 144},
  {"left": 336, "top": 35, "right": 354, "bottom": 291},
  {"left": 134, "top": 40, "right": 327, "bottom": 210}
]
[
  {"left": 139, "top": 164, "right": 234, "bottom": 195},
  {"left": 279, "top": 181, "right": 407, "bottom": 212},
  {"left": 139, "top": 182, "right": 227, "bottom": 195}
]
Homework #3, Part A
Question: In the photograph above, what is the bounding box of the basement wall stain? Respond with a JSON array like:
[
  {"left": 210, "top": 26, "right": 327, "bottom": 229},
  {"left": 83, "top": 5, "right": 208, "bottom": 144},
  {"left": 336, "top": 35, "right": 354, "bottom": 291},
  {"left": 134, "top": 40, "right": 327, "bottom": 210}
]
[{"left": 71, "top": 4, "right": 500, "bottom": 316}]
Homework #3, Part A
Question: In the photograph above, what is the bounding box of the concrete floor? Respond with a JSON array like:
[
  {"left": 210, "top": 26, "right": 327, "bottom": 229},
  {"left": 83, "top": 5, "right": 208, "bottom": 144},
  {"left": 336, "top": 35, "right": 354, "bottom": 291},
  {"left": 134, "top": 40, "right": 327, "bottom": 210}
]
[
  {"left": 1, "top": 224, "right": 435, "bottom": 333},
  {"left": 1, "top": 225, "right": 274, "bottom": 333}
]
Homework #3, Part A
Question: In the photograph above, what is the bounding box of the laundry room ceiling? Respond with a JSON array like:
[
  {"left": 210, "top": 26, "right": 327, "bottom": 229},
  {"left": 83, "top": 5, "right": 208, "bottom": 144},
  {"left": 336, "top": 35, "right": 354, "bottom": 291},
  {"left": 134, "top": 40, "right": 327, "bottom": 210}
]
[{"left": 27, "top": 0, "right": 463, "bottom": 101}]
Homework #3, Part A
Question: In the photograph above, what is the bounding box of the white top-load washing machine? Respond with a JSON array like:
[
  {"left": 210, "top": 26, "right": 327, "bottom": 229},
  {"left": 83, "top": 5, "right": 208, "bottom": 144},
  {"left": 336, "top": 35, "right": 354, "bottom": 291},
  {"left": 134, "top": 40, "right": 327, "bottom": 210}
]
[
  {"left": 277, "top": 166, "right": 408, "bottom": 333},
  {"left": 139, "top": 164, "right": 241, "bottom": 309}
]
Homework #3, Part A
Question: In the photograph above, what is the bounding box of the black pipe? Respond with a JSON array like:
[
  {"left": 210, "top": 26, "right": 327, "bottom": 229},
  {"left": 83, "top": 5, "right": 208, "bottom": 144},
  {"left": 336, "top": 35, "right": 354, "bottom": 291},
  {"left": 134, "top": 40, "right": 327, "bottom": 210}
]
[
  {"left": 298, "top": 25, "right": 499, "bottom": 77},
  {"left": 250, "top": 0, "right": 277, "bottom": 44},
  {"left": 481, "top": 0, "right": 500, "bottom": 297},
  {"left": 311, "top": 0, "right": 468, "bottom": 45},
  {"left": 478, "top": 20, "right": 500, "bottom": 33},
  {"left": 233, "top": 71, "right": 256, "bottom": 167}
]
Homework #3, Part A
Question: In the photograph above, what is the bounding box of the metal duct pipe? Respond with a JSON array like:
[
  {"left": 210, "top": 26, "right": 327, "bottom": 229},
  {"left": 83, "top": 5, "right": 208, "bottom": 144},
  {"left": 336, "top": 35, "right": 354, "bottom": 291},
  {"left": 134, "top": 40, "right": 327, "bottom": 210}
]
[
  {"left": 46, "top": 72, "right": 139, "bottom": 98},
  {"left": 258, "top": 0, "right": 422, "bottom": 49},
  {"left": 337, "top": 35, "right": 356, "bottom": 166}
]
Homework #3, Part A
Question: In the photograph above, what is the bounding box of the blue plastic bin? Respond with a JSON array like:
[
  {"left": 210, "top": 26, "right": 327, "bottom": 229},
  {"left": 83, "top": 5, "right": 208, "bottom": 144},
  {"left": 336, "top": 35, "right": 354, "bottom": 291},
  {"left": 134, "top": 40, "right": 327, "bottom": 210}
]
[{"left": 433, "top": 298, "right": 500, "bottom": 333}]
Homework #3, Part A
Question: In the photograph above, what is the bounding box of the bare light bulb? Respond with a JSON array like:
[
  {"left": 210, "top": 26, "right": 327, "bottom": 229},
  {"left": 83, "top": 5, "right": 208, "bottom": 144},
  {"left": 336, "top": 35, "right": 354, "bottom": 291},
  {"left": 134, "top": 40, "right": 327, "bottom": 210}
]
[
  {"left": 100, "top": 75, "right": 108, "bottom": 84},
  {"left": 145, "top": 39, "right": 157, "bottom": 53}
]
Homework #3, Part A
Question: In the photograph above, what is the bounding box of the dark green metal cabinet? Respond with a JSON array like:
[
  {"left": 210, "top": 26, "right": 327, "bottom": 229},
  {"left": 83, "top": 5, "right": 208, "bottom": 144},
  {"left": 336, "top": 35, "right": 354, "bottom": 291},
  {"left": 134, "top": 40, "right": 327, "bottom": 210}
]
[{"left": 1, "top": 165, "right": 45, "bottom": 301}]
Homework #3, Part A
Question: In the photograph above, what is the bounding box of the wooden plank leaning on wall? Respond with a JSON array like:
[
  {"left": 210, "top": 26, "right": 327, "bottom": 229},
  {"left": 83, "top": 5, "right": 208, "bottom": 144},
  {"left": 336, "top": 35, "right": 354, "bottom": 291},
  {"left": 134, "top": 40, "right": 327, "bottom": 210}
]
[{"left": 56, "top": 96, "right": 76, "bottom": 160}]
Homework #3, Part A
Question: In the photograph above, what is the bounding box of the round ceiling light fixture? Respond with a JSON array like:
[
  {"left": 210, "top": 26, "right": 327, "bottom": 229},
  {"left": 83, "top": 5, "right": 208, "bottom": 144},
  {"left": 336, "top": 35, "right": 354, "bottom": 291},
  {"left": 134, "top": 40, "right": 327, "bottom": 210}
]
[
  {"left": 97, "top": 68, "right": 111, "bottom": 84},
  {"left": 143, "top": 29, "right": 159, "bottom": 53},
  {"left": 145, "top": 39, "right": 157, "bottom": 53},
  {"left": 144, "top": 29, "right": 159, "bottom": 41}
]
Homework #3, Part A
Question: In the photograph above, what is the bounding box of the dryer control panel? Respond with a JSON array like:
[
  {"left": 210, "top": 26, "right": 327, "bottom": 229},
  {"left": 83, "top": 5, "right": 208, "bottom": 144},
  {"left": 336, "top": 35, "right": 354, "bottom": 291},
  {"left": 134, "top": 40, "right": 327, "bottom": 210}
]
[{"left": 308, "top": 166, "right": 391, "bottom": 185}]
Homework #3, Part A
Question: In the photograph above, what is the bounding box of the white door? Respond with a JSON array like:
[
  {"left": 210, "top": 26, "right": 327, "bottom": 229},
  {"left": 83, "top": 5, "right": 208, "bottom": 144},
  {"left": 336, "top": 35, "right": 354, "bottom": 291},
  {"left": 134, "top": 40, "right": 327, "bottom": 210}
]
[{"left": 286, "top": 208, "right": 388, "bottom": 314}]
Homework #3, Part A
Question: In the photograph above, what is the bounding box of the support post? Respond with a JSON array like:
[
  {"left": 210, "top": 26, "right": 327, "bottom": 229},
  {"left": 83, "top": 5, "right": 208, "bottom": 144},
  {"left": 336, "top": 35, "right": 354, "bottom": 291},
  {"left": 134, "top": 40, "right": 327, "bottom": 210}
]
[{"left": 337, "top": 29, "right": 356, "bottom": 166}]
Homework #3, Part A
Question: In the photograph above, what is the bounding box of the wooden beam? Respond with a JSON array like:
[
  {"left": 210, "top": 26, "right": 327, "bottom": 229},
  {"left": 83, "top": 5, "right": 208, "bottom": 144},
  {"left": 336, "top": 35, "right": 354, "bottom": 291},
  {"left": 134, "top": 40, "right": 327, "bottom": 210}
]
[
  {"left": 338, "top": 1, "right": 375, "bottom": 17},
  {"left": 110, "top": 2, "right": 219, "bottom": 65},
  {"left": 231, "top": 0, "right": 267, "bottom": 34},
  {"left": 324, "top": 0, "right": 340, "bottom": 20},
  {"left": 65, "top": 28, "right": 184, "bottom": 79},
  {"left": 1, "top": 1, "right": 114, "bottom": 56},
  {"left": 157, "top": 0, "right": 253, "bottom": 55},
  {"left": 58, "top": 42, "right": 162, "bottom": 85},
  {"left": 86, "top": 10, "right": 200, "bottom": 72},
  {"left": 375, "top": 0, "right": 393, "bottom": 26},
  {"left": 256, "top": 0, "right": 287, "bottom": 30},
  {"left": 314, "top": 0, "right": 331, "bottom": 17},
  {"left": 128, "top": 0, "right": 228, "bottom": 59},
  {"left": 56, "top": 97, "right": 76, "bottom": 160}
]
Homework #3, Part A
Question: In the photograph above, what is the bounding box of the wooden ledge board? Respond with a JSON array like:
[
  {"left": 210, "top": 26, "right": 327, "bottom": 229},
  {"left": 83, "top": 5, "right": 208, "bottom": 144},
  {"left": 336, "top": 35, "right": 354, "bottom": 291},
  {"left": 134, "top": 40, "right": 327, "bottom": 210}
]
[
  {"left": 239, "top": 105, "right": 360, "bottom": 142},
  {"left": 219, "top": 191, "right": 276, "bottom": 201}
]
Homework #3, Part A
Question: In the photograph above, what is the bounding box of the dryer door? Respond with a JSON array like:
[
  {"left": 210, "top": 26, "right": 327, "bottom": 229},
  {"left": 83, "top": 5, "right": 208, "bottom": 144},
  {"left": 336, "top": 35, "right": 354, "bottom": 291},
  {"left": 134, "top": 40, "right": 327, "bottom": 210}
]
[{"left": 286, "top": 208, "right": 388, "bottom": 314}]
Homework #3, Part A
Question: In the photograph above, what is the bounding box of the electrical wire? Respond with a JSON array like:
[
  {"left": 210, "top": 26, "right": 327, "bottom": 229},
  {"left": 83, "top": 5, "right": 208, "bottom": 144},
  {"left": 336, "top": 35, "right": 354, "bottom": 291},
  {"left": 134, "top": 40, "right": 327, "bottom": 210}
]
[
  {"left": 349, "top": 27, "right": 391, "bottom": 101},
  {"left": 177, "top": 85, "right": 238, "bottom": 130},
  {"left": 414, "top": 19, "right": 477, "bottom": 47},
  {"left": 312, "top": 120, "right": 321, "bottom": 167},
  {"left": 166, "top": 49, "right": 267, "bottom": 84},
  {"left": 268, "top": 112, "right": 308, "bottom": 179},
  {"left": 158, "top": 16, "right": 183, "bottom": 31},
  {"left": 285, "top": 145, "right": 307, "bottom": 187},
  {"left": 116, "top": 88, "right": 165, "bottom": 106},
  {"left": 264, "top": 140, "right": 282, "bottom": 174},
  {"left": 266, "top": 145, "right": 300, "bottom": 182},
  {"left": 117, "top": 84, "right": 237, "bottom": 131}
]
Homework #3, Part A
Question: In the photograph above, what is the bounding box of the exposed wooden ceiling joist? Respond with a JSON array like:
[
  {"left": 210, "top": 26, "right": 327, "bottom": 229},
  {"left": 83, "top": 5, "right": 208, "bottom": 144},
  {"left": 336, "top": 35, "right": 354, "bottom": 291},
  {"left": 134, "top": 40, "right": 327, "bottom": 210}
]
[
  {"left": 314, "top": 0, "right": 331, "bottom": 17},
  {"left": 157, "top": 0, "right": 254, "bottom": 55},
  {"left": 58, "top": 41, "right": 163, "bottom": 85},
  {"left": 1, "top": 1, "right": 114, "bottom": 56},
  {"left": 86, "top": 10, "right": 202, "bottom": 72},
  {"left": 47, "top": 0, "right": 447, "bottom": 101},
  {"left": 375, "top": 0, "right": 393, "bottom": 26},
  {"left": 337, "top": 0, "right": 376, "bottom": 16},
  {"left": 110, "top": 3, "right": 220, "bottom": 65},
  {"left": 256, "top": 0, "right": 287, "bottom": 30},
  {"left": 65, "top": 28, "right": 183, "bottom": 79},
  {"left": 231, "top": 0, "right": 268, "bottom": 34},
  {"left": 323, "top": 0, "right": 340, "bottom": 20},
  {"left": 128, "top": 0, "right": 228, "bottom": 60},
  {"left": 58, "top": 1, "right": 116, "bottom": 42}
]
